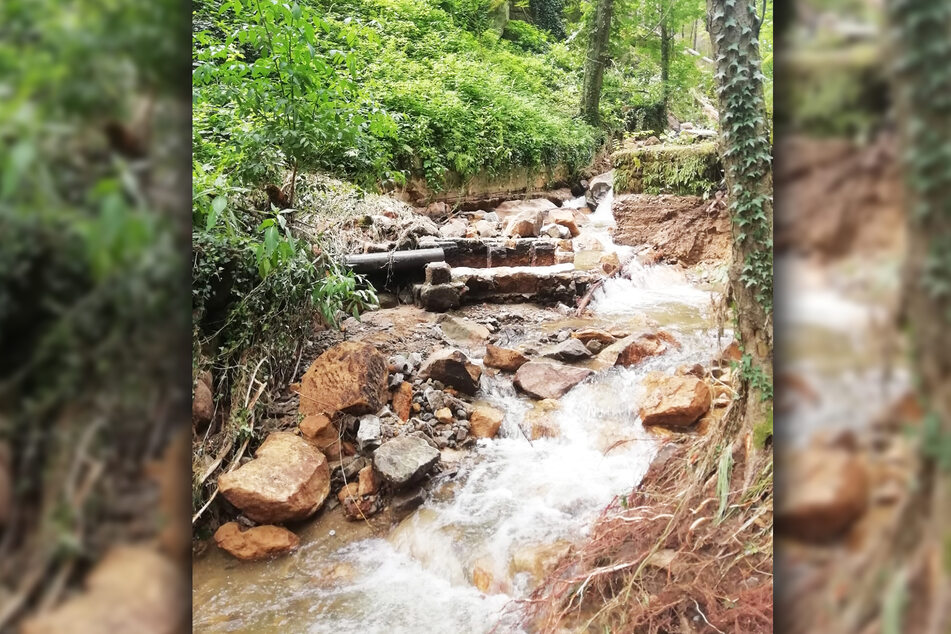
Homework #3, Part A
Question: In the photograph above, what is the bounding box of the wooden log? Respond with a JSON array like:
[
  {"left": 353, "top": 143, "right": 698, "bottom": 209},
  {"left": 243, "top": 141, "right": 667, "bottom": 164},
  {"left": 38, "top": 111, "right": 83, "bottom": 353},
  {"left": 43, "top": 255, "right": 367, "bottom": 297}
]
[{"left": 344, "top": 248, "right": 445, "bottom": 274}]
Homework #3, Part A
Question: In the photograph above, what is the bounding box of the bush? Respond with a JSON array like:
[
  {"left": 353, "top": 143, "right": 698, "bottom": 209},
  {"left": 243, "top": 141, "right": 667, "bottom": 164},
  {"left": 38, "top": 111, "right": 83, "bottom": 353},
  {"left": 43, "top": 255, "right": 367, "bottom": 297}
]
[
  {"left": 502, "top": 19, "right": 551, "bottom": 53},
  {"left": 612, "top": 141, "right": 722, "bottom": 196}
]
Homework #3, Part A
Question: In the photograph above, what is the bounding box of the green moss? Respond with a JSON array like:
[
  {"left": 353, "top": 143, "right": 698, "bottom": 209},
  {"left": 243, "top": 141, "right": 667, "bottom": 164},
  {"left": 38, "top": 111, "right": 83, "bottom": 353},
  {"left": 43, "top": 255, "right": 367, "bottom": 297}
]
[
  {"left": 753, "top": 409, "right": 773, "bottom": 449},
  {"left": 612, "top": 141, "right": 721, "bottom": 196}
]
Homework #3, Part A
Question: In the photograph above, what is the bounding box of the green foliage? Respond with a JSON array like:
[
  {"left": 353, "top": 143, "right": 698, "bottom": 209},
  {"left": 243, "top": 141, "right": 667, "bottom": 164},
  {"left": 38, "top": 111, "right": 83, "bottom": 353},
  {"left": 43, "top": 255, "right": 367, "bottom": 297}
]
[
  {"left": 612, "top": 141, "right": 721, "bottom": 195},
  {"left": 733, "top": 353, "right": 774, "bottom": 402},
  {"left": 529, "top": 0, "right": 567, "bottom": 38},
  {"left": 502, "top": 19, "right": 551, "bottom": 52},
  {"left": 752, "top": 409, "right": 773, "bottom": 448}
]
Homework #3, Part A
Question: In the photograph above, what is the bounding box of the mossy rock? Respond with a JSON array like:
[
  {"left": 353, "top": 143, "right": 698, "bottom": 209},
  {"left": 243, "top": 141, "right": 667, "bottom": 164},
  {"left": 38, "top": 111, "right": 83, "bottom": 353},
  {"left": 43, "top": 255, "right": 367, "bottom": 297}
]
[{"left": 612, "top": 142, "right": 722, "bottom": 196}]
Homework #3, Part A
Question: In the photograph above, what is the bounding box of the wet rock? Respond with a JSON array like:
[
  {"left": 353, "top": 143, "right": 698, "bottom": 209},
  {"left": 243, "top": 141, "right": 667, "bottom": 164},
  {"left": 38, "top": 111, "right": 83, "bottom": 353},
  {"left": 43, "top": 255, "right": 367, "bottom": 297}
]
[
  {"left": 218, "top": 432, "right": 331, "bottom": 523},
  {"left": 543, "top": 188, "right": 576, "bottom": 206},
  {"left": 358, "top": 465, "right": 380, "bottom": 496},
  {"left": 418, "top": 348, "right": 482, "bottom": 395},
  {"left": 342, "top": 493, "right": 382, "bottom": 521},
  {"left": 356, "top": 415, "right": 382, "bottom": 453},
  {"left": 484, "top": 344, "right": 529, "bottom": 372},
  {"left": 214, "top": 522, "right": 299, "bottom": 561},
  {"left": 530, "top": 418, "right": 560, "bottom": 439},
  {"left": 470, "top": 405, "right": 504, "bottom": 439},
  {"left": 586, "top": 170, "right": 614, "bottom": 208},
  {"left": 571, "top": 329, "right": 617, "bottom": 346},
  {"left": 338, "top": 456, "right": 368, "bottom": 481},
  {"left": 19, "top": 546, "right": 184, "bottom": 634},
  {"left": 600, "top": 252, "right": 622, "bottom": 275},
  {"left": 547, "top": 208, "right": 580, "bottom": 237},
  {"left": 776, "top": 448, "right": 869, "bottom": 542},
  {"left": 543, "top": 338, "right": 593, "bottom": 362},
  {"left": 541, "top": 223, "right": 571, "bottom": 239},
  {"left": 439, "top": 218, "right": 468, "bottom": 238},
  {"left": 337, "top": 482, "right": 361, "bottom": 504},
  {"left": 514, "top": 361, "right": 593, "bottom": 400},
  {"left": 586, "top": 340, "right": 603, "bottom": 353},
  {"left": 504, "top": 209, "right": 546, "bottom": 238},
  {"left": 438, "top": 314, "right": 490, "bottom": 345},
  {"left": 676, "top": 363, "right": 706, "bottom": 378},
  {"left": 391, "top": 487, "right": 426, "bottom": 517},
  {"left": 299, "top": 342, "right": 388, "bottom": 416},
  {"left": 615, "top": 333, "right": 669, "bottom": 367},
  {"left": 417, "top": 282, "right": 464, "bottom": 312},
  {"left": 638, "top": 373, "right": 712, "bottom": 428},
  {"left": 510, "top": 541, "right": 571, "bottom": 582},
  {"left": 192, "top": 371, "right": 214, "bottom": 429},
  {"left": 373, "top": 436, "right": 441, "bottom": 487},
  {"left": 573, "top": 250, "right": 603, "bottom": 270},
  {"left": 425, "top": 262, "right": 452, "bottom": 285},
  {"left": 391, "top": 381, "right": 413, "bottom": 422}
]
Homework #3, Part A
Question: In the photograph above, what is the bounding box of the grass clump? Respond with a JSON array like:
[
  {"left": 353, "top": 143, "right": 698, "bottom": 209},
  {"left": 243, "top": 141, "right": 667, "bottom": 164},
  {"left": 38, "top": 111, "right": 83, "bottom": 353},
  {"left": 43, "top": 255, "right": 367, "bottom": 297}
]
[{"left": 613, "top": 141, "right": 722, "bottom": 196}]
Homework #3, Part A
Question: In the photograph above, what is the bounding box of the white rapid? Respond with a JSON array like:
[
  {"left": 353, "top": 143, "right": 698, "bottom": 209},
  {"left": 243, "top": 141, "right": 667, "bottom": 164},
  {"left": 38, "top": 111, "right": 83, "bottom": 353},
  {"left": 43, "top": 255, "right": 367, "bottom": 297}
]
[{"left": 192, "top": 188, "right": 725, "bottom": 634}]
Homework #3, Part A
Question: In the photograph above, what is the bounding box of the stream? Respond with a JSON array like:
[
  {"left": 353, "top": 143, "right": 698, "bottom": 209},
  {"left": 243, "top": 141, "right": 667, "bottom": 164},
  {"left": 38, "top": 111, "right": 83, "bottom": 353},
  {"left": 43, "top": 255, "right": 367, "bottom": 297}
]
[{"left": 193, "top": 191, "right": 727, "bottom": 633}]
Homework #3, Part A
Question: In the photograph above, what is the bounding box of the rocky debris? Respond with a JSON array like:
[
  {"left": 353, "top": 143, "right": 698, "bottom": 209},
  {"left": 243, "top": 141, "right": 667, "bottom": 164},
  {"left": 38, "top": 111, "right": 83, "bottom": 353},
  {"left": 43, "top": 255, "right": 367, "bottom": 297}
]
[
  {"left": 676, "top": 363, "right": 706, "bottom": 378},
  {"left": 391, "top": 381, "right": 414, "bottom": 421},
  {"left": 483, "top": 344, "right": 529, "bottom": 372},
  {"left": 373, "top": 436, "right": 441, "bottom": 487},
  {"left": 599, "top": 251, "right": 622, "bottom": 275},
  {"left": 470, "top": 405, "right": 504, "bottom": 438},
  {"left": 300, "top": 342, "right": 388, "bottom": 416},
  {"left": 415, "top": 281, "right": 465, "bottom": 312},
  {"left": 425, "top": 261, "right": 452, "bottom": 285},
  {"left": 19, "top": 546, "right": 184, "bottom": 634},
  {"left": 391, "top": 487, "right": 426, "bottom": 518},
  {"left": 571, "top": 329, "right": 617, "bottom": 346},
  {"left": 541, "top": 223, "right": 571, "bottom": 239},
  {"left": 356, "top": 415, "right": 383, "bottom": 453},
  {"left": 435, "top": 407, "right": 454, "bottom": 423},
  {"left": 438, "top": 314, "right": 490, "bottom": 345},
  {"left": 423, "top": 201, "right": 451, "bottom": 220},
  {"left": 543, "top": 188, "right": 575, "bottom": 206},
  {"left": 214, "top": 522, "right": 299, "bottom": 561},
  {"left": 495, "top": 198, "right": 556, "bottom": 218},
  {"left": 474, "top": 219, "right": 499, "bottom": 237},
  {"left": 192, "top": 371, "right": 214, "bottom": 429},
  {"left": 615, "top": 333, "right": 670, "bottom": 367},
  {"left": 530, "top": 417, "right": 560, "bottom": 439},
  {"left": 543, "top": 338, "right": 593, "bottom": 362},
  {"left": 547, "top": 208, "right": 580, "bottom": 237},
  {"left": 586, "top": 170, "right": 614, "bottom": 208},
  {"left": 638, "top": 373, "right": 712, "bottom": 428},
  {"left": 514, "top": 361, "right": 593, "bottom": 400},
  {"left": 504, "top": 209, "right": 546, "bottom": 238},
  {"left": 218, "top": 432, "right": 331, "bottom": 523},
  {"left": 776, "top": 448, "right": 870, "bottom": 542},
  {"left": 299, "top": 412, "right": 342, "bottom": 458},
  {"left": 418, "top": 348, "right": 482, "bottom": 395},
  {"left": 358, "top": 465, "right": 380, "bottom": 496},
  {"left": 439, "top": 218, "right": 468, "bottom": 238}
]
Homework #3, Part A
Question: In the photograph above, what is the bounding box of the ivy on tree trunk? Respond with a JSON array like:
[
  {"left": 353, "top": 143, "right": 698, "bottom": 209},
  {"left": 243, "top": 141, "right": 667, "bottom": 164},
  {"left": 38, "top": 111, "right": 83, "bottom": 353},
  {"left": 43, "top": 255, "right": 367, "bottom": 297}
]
[{"left": 580, "top": 0, "right": 615, "bottom": 127}]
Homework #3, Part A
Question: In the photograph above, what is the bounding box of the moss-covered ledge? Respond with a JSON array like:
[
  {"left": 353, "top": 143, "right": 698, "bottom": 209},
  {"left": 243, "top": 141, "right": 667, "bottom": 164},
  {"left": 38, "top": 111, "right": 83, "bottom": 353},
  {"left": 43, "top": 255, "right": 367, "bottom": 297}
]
[{"left": 612, "top": 141, "right": 722, "bottom": 196}]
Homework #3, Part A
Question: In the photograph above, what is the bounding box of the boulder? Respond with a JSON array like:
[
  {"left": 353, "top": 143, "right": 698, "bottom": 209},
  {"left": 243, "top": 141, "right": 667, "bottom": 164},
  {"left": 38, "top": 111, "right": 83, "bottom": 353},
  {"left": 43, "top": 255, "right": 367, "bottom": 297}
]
[
  {"left": 438, "top": 314, "right": 490, "bottom": 345},
  {"left": 543, "top": 188, "right": 576, "bottom": 206},
  {"left": 776, "top": 449, "right": 869, "bottom": 542},
  {"left": 573, "top": 250, "right": 603, "bottom": 270},
  {"left": 392, "top": 381, "right": 413, "bottom": 421},
  {"left": 417, "top": 282, "right": 464, "bottom": 312},
  {"left": 600, "top": 252, "right": 622, "bottom": 275},
  {"left": 214, "top": 522, "right": 299, "bottom": 561},
  {"left": 504, "top": 209, "right": 546, "bottom": 238},
  {"left": 192, "top": 371, "right": 214, "bottom": 428},
  {"left": 423, "top": 201, "right": 450, "bottom": 219},
  {"left": 337, "top": 482, "right": 361, "bottom": 504},
  {"left": 474, "top": 220, "right": 499, "bottom": 237},
  {"left": 418, "top": 348, "right": 482, "bottom": 395},
  {"left": 514, "top": 361, "right": 593, "bottom": 400},
  {"left": 299, "top": 342, "right": 388, "bottom": 416},
  {"left": 572, "top": 329, "right": 617, "bottom": 346},
  {"left": 543, "top": 338, "right": 593, "bottom": 362},
  {"left": 615, "top": 333, "right": 669, "bottom": 367},
  {"left": 299, "top": 413, "right": 340, "bottom": 457},
  {"left": 483, "top": 344, "right": 529, "bottom": 372},
  {"left": 373, "top": 436, "right": 441, "bottom": 487},
  {"left": 547, "top": 208, "right": 580, "bottom": 237},
  {"left": 541, "top": 223, "right": 571, "bottom": 239},
  {"left": 425, "top": 261, "right": 452, "bottom": 285},
  {"left": 495, "top": 198, "right": 556, "bottom": 217},
  {"left": 586, "top": 170, "right": 614, "bottom": 208},
  {"left": 638, "top": 373, "right": 712, "bottom": 428},
  {"left": 439, "top": 218, "right": 468, "bottom": 238},
  {"left": 358, "top": 465, "right": 380, "bottom": 496},
  {"left": 218, "top": 432, "right": 331, "bottom": 523},
  {"left": 470, "top": 405, "right": 504, "bottom": 439}
]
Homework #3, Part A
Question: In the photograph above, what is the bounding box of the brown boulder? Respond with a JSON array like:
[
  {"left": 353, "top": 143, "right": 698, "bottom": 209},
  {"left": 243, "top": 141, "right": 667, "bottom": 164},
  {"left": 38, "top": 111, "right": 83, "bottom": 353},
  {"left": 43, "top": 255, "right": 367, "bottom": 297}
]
[
  {"left": 720, "top": 340, "right": 742, "bottom": 363},
  {"left": 547, "top": 209, "right": 580, "bottom": 237},
  {"left": 514, "top": 361, "right": 593, "bottom": 400},
  {"left": 358, "top": 465, "right": 380, "bottom": 496},
  {"left": 299, "top": 342, "right": 388, "bottom": 416},
  {"left": 218, "top": 432, "right": 331, "bottom": 523},
  {"left": 391, "top": 381, "right": 413, "bottom": 422},
  {"left": 638, "top": 373, "right": 712, "bottom": 427},
  {"left": 484, "top": 344, "right": 529, "bottom": 372},
  {"left": 776, "top": 449, "right": 869, "bottom": 542},
  {"left": 214, "top": 522, "right": 299, "bottom": 561},
  {"left": 615, "top": 333, "right": 669, "bottom": 367},
  {"left": 192, "top": 371, "right": 214, "bottom": 428},
  {"left": 504, "top": 209, "right": 545, "bottom": 237},
  {"left": 599, "top": 252, "right": 622, "bottom": 275},
  {"left": 337, "top": 482, "right": 361, "bottom": 504},
  {"left": 470, "top": 406, "right": 504, "bottom": 439},
  {"left": 418, "top": 348, "right": 482, "bottom": 395}
]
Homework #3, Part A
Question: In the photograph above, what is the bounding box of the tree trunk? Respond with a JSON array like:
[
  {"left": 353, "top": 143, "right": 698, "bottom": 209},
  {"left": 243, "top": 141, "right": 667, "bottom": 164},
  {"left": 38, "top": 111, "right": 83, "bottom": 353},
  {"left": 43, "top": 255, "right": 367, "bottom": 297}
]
[
  {"left": 580, "top": 0, "right": 615, "bottom": 126},
  {"left": 706, "top": 0, "right": 773, "bottom": 443},
  {"left": 660, "top": 18, "right": 671, "bottom": 125}
]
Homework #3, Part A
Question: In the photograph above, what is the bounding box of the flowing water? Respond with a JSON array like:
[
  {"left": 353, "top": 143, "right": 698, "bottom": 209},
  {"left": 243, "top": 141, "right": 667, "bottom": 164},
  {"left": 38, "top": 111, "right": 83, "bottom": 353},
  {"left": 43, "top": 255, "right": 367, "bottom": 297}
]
[{"left": 193, "top": 190, "right": 726, "bottom": 633}]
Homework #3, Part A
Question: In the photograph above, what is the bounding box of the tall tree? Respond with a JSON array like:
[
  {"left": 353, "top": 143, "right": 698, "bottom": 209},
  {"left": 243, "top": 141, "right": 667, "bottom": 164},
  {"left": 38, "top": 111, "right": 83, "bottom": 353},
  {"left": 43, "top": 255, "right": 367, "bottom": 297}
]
[
  {"left": 580, "top": 0, "right": 615, "bottom": 126},
  {"left": 706, "top": 0, "right": 773, "bottom": 460}
]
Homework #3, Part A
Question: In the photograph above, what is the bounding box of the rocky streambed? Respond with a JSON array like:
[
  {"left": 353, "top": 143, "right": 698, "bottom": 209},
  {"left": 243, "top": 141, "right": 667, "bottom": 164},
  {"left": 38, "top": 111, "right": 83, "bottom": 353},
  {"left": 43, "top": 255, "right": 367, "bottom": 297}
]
[{"left": 193, "top": 184, "right": 734, "bottom": 633}]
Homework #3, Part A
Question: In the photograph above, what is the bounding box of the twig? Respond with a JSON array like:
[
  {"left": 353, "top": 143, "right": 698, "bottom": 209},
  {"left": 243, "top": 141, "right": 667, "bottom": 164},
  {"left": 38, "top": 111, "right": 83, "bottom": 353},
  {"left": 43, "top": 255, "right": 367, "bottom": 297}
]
[{"left": 693, "top": 598, "right": 726, "bottom": 634}]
